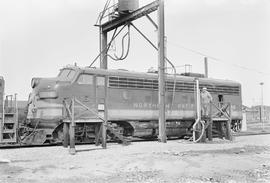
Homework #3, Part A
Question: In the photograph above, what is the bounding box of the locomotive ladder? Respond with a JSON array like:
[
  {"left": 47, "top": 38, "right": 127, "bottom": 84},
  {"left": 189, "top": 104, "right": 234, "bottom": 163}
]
[{"left": 0, "top": 94, "right": 18, "bottom": 144}]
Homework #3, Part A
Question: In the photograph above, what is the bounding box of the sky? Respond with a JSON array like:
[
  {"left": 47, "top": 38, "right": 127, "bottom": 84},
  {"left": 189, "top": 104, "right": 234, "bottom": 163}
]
[{"left": 0, "top": 0, "right": 269, "bottom": 107}]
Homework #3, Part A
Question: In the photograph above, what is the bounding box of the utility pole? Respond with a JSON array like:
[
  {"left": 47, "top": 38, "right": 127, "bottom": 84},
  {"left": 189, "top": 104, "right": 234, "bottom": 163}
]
[
  {"left": 204, "top": 57, "right": 208, "bottom": 78},
  {"left": 259, "top": 82, "right": 264, "bottom": 131},
  {"left": 158, "top": 0, "right": 167, "bottom": 143}
]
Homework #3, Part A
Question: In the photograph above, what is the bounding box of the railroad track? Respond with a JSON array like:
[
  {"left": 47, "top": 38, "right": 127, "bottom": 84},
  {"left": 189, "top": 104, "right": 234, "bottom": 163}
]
[
  {"left": 233, "top": 131, "right": 270, "bottom": 137},
  {"left": 1, "top": 131, "right": 269, "bottom": 149}
]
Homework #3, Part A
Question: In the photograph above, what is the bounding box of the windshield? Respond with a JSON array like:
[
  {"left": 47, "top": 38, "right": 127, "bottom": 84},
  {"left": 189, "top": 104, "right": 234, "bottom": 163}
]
[{"left": 57, "top": 69, "right": 76, "bottom": 81}]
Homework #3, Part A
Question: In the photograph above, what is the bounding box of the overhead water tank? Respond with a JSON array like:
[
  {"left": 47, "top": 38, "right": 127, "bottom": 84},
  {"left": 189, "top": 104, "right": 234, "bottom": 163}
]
[{"left": 118, "top": 0, "right": 139, "bottom": 13}]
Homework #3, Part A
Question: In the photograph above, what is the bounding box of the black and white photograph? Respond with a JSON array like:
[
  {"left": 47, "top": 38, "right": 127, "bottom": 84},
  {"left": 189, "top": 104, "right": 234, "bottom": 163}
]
[{"left": 0, "top": 0, "right": 270, "bottom": 182}]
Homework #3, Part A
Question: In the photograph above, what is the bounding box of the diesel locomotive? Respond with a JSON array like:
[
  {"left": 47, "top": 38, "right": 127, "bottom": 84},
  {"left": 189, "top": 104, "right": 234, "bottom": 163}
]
[{"left": 24, "top": 65, "right": 242, "bottom": 144}]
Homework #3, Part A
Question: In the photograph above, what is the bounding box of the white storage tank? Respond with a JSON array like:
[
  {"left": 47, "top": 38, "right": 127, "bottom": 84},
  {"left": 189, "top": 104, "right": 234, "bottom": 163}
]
[{"left": 118, "top": 0, "right": 139, "bottom": 13}]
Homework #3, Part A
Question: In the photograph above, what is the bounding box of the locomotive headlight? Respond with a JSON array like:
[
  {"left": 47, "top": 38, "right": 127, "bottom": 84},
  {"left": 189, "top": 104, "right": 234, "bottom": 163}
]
[{"left": 39, "top": 91, "right": 58, "bottom": 99}]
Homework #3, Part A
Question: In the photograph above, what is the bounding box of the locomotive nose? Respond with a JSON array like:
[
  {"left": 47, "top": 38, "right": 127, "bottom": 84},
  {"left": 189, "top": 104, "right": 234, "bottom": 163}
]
[{"left": 27, "top": 78, "right": 62, "bottom": 121}]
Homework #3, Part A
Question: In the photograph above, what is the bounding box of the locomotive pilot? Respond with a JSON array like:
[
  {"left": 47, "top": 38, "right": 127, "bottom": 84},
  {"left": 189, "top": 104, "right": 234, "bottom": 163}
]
[{"left": 201, "top": 87, "right": 213, "bottom": 118}]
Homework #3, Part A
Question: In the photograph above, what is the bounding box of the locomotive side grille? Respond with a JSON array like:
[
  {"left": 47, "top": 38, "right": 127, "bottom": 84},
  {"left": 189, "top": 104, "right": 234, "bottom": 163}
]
[
  {"left": 201, "top": 84, "right": 240, "bottom": 95},
  {"left": 166, "top": 81, "right": 194, "bottom": 93},
  {"left": 109, "top": 76, "right": 240, "bottom": 95}
]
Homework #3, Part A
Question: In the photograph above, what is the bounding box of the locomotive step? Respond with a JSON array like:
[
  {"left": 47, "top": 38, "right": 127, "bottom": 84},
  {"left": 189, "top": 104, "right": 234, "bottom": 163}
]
[
  {"left": 3, "top": 113, "right": 16, "bottom": 116},
  {"left": 0, "top": 139, "right": 16, "bottom": 143},
  {"left": 2, "top": 121, "right": 16, "bottom": 124},
  {"left": 212, "top": 117, "right": 229, "bottom": 121}
]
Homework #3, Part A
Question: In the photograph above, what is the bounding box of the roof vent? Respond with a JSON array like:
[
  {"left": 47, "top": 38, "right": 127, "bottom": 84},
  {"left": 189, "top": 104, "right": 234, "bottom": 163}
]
[{"left": 180, "top": 72, "right": 205, "bottom": 78}]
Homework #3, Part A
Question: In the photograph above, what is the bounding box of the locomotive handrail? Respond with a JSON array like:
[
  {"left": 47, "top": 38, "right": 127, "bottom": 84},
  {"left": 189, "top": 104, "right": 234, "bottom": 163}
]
[
  {"left": 63, "top": 100, "right": 72, "bottom": 119},
  {"left": 74, "top": 99, "right": 106, "bottom": 123},
  {"left": 210, "top": 102, "right": 233, "bottom": 141},
  {"left": 210, "top": 102, "right": 231, "bottom": 120},
  {"left": 63, "top": 98, "right": 106, "bottom": 123}
]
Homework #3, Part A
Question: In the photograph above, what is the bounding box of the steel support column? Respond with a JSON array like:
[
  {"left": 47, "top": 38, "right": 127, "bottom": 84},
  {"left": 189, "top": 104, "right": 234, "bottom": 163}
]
[
  {"left": 100, "top": 27, "right": 108, "bottom": 148},
  {"left": 158, "top": 0, "right": 166, "bottom": 143}
]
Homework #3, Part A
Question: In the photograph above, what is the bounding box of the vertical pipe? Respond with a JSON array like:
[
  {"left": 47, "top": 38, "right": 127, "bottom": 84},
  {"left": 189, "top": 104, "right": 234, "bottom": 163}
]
[
  {"left": 204, "top": 57, "right": 208, "bottom": 78},
  {"left": 102, "top": 76, "right": 108, "bottom": 149},
  {"left": 158, "top": 0, "right": 166, "bottom": 143},
  {"left": 193, "top": 78, "right": 202, "bottom": 142},
  {"left": 196, "top": 79, "right": 201, "bottom": 120},
  {"left": 69, "top": 98, "right": 76, "bottom": 155}
]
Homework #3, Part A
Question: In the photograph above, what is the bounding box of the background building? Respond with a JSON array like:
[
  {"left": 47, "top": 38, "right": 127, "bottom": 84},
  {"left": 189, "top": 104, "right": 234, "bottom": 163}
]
[{"left": 245, "top": 105, "right": 270, "bottom": 132}]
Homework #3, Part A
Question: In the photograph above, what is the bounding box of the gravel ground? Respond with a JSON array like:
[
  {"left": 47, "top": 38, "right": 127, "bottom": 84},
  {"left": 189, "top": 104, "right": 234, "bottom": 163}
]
[{"left": 0, "top": 134, "right": 270, "bottom": 183}]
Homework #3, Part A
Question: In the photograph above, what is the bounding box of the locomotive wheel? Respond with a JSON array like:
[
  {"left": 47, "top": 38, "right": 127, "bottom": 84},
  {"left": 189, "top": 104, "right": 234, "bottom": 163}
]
[{"left": 52, "top": 123, "right": 64, "bottom": 143}]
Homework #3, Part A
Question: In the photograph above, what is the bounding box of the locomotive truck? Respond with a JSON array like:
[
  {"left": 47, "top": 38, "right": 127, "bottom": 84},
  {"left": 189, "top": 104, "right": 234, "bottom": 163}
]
[{"left": 22, "top": 65, "right": 242, "bottom": 145}]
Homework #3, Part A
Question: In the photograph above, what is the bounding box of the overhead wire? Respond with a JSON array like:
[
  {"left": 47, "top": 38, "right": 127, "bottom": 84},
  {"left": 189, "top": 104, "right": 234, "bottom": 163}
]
[{"left": 168, "top": 41, "right": 270, "bottom": 76}]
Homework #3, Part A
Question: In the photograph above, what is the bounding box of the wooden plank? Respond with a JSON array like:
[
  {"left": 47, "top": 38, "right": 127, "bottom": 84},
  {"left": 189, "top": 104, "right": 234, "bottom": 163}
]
[
  {"left": 63, "top": 122, "right": 69, "bottom": 148},
  {"left": 225, "top": 104, "right": 233, "bottom": 141},
  {"left": 95, "top": 123, "right": 102, "bottom": 146},
  {"left": 208, "top": 104, "right": 213, "bottom": 141},
  {"left": 69, "top": 98, "right": 76, "bottom": 155}
]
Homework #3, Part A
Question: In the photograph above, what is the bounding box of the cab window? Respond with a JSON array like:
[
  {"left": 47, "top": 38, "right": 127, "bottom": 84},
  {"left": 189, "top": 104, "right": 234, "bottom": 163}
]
[
  {"left": 58, "top": 69, "right": 76, "bottom": 81},
  {"left": 77, "top": 74, "right": 93, "bottom": 85}
]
